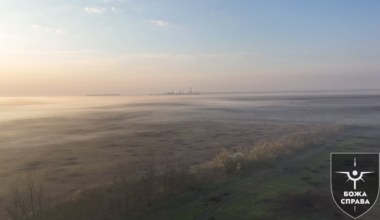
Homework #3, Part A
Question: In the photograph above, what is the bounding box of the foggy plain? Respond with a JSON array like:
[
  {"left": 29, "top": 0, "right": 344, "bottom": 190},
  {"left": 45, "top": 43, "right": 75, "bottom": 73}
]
[{"left": 1, "top": 92, "right": 380, "bottom": 200}]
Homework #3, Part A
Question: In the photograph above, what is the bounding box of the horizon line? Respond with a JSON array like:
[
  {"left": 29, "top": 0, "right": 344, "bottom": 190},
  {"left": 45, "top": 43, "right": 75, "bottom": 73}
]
[{"left": 1, "top": 88, "right": 380, "bottom": 98}]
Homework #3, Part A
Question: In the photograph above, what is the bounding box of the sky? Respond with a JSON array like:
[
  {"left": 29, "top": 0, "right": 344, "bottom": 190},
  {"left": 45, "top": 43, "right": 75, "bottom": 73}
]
[{"left": 1, "top": 0, "right": 380, "bottom": 96}]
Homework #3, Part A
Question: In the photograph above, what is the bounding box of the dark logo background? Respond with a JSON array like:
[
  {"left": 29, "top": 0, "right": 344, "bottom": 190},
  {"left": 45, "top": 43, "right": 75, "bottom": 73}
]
[{"left": 331, "top": 153, "right": 379, "bottom": 219}]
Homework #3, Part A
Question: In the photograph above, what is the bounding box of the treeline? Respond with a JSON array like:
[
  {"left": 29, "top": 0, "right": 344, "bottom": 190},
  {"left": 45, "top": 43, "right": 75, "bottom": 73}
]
[
  {"left": 0, "top": 125, "right": 344, "bottom": 220},
  {"left": 0, "top": 155, "right": 219, "bottom": 220}
]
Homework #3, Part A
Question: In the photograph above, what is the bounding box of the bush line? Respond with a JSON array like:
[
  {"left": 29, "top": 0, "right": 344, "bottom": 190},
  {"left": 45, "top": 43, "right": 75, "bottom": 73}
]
[{"left": 0, "top": 125, "right": 344, "bottom": 220}]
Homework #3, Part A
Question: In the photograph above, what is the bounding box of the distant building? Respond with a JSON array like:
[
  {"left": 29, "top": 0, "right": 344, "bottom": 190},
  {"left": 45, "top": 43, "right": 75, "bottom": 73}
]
[{"left": 162, "top": 87, "right": 201, "bottom": 95}]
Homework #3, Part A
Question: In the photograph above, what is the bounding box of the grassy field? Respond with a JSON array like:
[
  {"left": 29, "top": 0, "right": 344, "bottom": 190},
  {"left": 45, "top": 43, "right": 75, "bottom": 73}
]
[
  {"left": 0, "top": 125, "right": 344, "bottom": 220},
  {"left": 2, "top": 95, "right": 380, "bottom": 220},
  {"left": 142, "top": 126, "right": 380, "bottom": 220}
]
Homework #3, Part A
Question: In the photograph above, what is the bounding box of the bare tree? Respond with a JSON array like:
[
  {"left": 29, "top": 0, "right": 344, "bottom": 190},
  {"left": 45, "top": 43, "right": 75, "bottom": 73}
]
[
  {"left": 109, "top": 161, "right": 134, "bottom": 215},
  {"left": 162, "top": 155, "right": 177, "bottom": 194},
  {"left": 137, "top": 155, "right": 156, "bottom": 206},
  {"left": 2, "top": 171, "right": 48, "bottom": 220}
]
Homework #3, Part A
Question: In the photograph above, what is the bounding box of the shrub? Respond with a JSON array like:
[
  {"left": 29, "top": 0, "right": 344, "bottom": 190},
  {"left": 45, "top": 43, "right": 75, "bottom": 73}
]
[{"left": 212, "top": 126, "right": 343, "bottom": 173}]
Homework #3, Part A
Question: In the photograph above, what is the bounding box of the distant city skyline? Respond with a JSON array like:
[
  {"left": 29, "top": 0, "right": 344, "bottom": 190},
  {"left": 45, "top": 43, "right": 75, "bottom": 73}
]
[{"left": 1, "top": 0, "right": 380, "bottom": 96}]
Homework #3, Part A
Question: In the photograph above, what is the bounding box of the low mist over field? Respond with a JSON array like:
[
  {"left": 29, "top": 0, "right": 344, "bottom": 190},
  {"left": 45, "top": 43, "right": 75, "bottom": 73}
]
[
  {"left": 1, "top": 93, "right": 380, "bottom": 201},
  {"left": 2, "top": 1, "right": 380, "bottom": 219}
]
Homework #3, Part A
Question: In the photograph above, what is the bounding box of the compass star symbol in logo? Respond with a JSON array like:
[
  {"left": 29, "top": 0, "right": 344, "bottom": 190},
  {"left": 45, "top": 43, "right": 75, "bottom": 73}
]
[
  {"left": 331, "top": 153, "right": 380, "bottom": 219},
  {"left": 336, "top": 158, "right": 374, "bottom": 190}
]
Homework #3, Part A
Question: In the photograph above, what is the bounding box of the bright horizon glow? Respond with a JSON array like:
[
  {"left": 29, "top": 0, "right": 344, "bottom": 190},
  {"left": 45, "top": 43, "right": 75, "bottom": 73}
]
[{"left": 1, "top": 0, "right": 380, "bottom": 96}]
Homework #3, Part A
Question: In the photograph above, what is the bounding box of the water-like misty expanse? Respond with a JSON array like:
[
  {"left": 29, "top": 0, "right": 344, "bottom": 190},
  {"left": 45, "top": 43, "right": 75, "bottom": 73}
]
[
  {"left": 0, "top": 92, "right": 380, "bottom": 199},
  {"left": 1, "top": 92, "right": 380, "bottom": 126}
]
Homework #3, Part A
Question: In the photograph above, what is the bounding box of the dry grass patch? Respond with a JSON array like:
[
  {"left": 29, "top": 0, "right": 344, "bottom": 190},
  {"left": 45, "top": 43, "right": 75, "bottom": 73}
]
[{"left": 212, "top": 126, "right": 343, "bottom": 173}]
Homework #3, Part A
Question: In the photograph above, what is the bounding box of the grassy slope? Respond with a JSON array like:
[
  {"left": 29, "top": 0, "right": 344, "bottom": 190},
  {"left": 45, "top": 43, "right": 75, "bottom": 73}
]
[
  {"left": 137, "top": 127, "right": 380, "bottom": 220},
  {"left": 210, "top": 128, "right": 380, "bottom": 220}
]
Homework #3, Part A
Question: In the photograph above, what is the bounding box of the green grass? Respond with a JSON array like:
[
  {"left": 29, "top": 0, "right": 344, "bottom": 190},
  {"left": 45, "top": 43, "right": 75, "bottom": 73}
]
[
  {"left": 133, "top": 127, "right": 380, "bottom": 220},
  {"left": 144, "top": 127, "right": 346, "bottom": 220},
  {"left": 126, "top": 175, "right": 240, "bottom": 220},
  {"left": 166, "top": 152, "right": 331, "bottom": 220},
  {"left": 210, "top": 129, "right": 380, "bottom": 220},
  {"left": 169, "top": 203, "right": 214, "bottom": 220},
  {"left": 213, "top": 170, "right": 317, "bottom": 219}
]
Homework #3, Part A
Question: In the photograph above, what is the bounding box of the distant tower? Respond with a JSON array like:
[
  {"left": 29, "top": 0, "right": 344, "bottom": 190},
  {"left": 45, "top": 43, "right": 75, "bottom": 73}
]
[{"left": 190, "top": 87, "right": 193, "bottom": 93}]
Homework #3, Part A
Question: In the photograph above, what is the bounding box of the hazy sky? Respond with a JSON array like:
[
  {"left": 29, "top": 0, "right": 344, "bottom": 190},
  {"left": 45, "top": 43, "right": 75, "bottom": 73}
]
[{"left": 1, "top": 0, "right": 380, "bottom": 96}]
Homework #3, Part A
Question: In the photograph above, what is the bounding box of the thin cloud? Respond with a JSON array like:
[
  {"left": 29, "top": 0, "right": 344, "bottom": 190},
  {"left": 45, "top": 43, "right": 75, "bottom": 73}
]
[
  {"left": 100, "top": 0, "right": 127, "bottom": 2},
  {"left": 0, "top": 49, "right": 98, "bottom": 54},
  {"left": 30, "top": 25, "right": 51, "bottom": 31},
  {"left": 0, "top": 33, "right": 21, "bottom": 39},
  {"left": 111, "top": 7, "right": 121, "bottom": 12},
  {"left": 54, "top": 29, "right": 67, "bottom": 34},
  {"left": 85, "top": 6, "right": 107, "bottom": 14},
  {"left": 117, "top": 52, "right": 263, "bottom": 62},
  {"left": 199, "top": 52, "right": 263, "bottom": 59},
  {"left": 150, "top": 20, "right": 170, "bottom": 27},
  {"left": 30, "top": 25, "right": 66, "bottom": 34}
]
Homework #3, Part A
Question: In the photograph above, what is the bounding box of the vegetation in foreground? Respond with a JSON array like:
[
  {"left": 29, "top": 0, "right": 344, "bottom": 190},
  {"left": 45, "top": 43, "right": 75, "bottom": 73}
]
[
  {"left": 0, "top": 125, "right": 344, "bottom": 220},
  {"left": 212, "top": 126, "right": 342, "bottom": 173},
  {"left": 208, "top": 130, "right": 380, "bottom": 220}
]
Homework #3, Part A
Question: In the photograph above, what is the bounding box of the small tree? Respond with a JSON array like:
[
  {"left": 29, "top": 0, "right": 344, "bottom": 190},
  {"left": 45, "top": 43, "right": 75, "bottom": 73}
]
[{"left": 2, "top": 171, "right": 49, "bottom": 220}]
